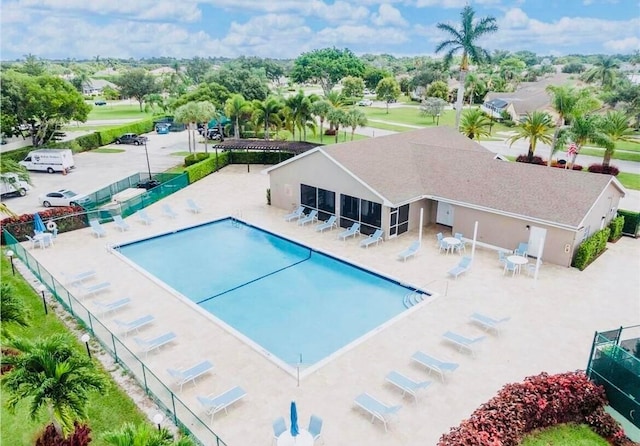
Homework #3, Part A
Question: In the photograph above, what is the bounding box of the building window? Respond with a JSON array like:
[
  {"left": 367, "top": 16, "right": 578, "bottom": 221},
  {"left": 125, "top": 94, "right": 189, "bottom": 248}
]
[
  {"left": 340, "top": 194, "right": 381, "bottom": 235},
  {"left": 300, "top": 184, "right": 316, "bottom": 209},
  {"left": 301, "top": 184, "right": 335, "bottom": 220}
]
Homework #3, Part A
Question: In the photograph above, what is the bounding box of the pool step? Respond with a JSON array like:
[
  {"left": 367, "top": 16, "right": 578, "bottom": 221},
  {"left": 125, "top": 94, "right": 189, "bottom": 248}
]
[{"left": 403, "top": 292, "right": 425, "bottom": 309}]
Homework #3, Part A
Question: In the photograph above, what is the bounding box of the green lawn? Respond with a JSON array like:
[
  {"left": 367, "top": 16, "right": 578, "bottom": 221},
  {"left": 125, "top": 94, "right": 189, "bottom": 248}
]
[
  {"left": 616, "top": 172, "right": 640, "bottom": 190},
  {"left": 579, "top": 147, "right": 640, "bottom": 162},
  {"left": 0, "top": 257, "right": 147, "bottom": 446},
  {"left": 520, "top": 424, "right": 609, "bottom": 446},
  {"left": 87, "top": 104, "right": 152, "bottom": 121},
  {"left": 92, "top": 148, "right": 126, "bottom": 153}
]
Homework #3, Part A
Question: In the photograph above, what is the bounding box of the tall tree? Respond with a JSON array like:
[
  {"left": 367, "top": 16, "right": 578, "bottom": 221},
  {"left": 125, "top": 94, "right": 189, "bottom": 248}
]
[
  {"left": 2, "top": 334, "right": 106, "bottom": 437},
  {"left": 114, "top": 69, "right": 160, "bottom": 111},
  {"left": 173, "top": 102, "right": 201, "bottom": 153},
  {"left": 310, "top": 100, "right": 332, "bottom": 143},
  {"left": 327, "top": 108, "right": 348, "bottom": 143},
  {"left": 600, "top": 111, "right": 637, "bottom": 168},
  {"left": 460, "top": 108, "right": 492, "bottom": 140},
  {"left": 19, "top": 54, "right": 46, "bottom": 76},
  {"left": 420, "top": 97, "right": 448, "bottom": 123},
  {"left": 193, "top": 101, "right": 218, "bottom": 154},
  {"left": 290, "top": 48, "right": 365, "bottom": 96},
  {"left": 185, "top": 57, "right": 211, "bottom": 84},
  {"left": 363, "top": 67, "right": 392, "bottom": 90},
  {"left": 435, "top": 5, "right": 498, "bottom": 129},
  {"left": 507, "top": 111, "right": 554, "bottom": 162},
  {"left": 345, "top": 108, "right": 368, "bottom": 141},
  {"left": 556, "top": 114, "right": 613, "bottom": 168},
  {"left": 582, "top": 56, "right": 620, "bottom": 89},
  {"left": 341, "top": 76, "right": 365, "bottom": 100},
  {"left": 376, "top": 77, "right": 401, "bottom": 114},
  {"left": 252, "top": 97, "right": 283, "bottom": 140},
  {"left": 224, "top": 94, "right": 252, "bottom": 139},
  {"left": 171, "top": 82, "right": 230, "bottom": 110}
]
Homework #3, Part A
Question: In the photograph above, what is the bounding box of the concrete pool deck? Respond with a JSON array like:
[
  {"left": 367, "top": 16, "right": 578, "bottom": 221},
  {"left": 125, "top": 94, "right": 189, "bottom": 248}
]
[{"left": 25, "top": 164, "right": 639, "bottom": 446}]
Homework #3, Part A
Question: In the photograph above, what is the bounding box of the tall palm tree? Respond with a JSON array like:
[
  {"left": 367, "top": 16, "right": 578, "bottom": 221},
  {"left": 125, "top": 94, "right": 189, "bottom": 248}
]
[
  {"left": 327, "top": 108, "right": 348, "bottom": 143},
  {"left": 507, "top": 111, "right": 554, "bottom": 162},
  {"left": 174, "top": 102, "right": 201, "bottom": 153},
  {"left": 224, "top": 94, "right": 251, "bottom": 139},
  {"left": 557, "top": 114, "right": 613, "bottom": 168},
  {"left": 252, "top": 97, "right": 283, "bottom": 140},
  {"left": 546, "top": 85, "right": 600, "bottom": 166},
  {"left": 193, "top": 101, "right": 218, "bottom": 154},
  {"left": 435, "top": 5, "right": 498, "bottom": 129},
  {"left": 310, "top": 100, "right": 332, "bottom": 143},
  {"left": 2, "top": 334, "right": 106, "bottom": 436},
  {"left": 460, "top": 108, "right": 492, "bottom": 140},
  {"left": 345, "top": 108, "right": 368, "bottom": 141},
  {"left": 582, "top": 56, "right": 620, "bottom": 89},
  {"left": 0, "top": 283, "right": 30, "bottom": 340},
  {"left": 600, "top": 111, "right": 638, "bottom": 168}
]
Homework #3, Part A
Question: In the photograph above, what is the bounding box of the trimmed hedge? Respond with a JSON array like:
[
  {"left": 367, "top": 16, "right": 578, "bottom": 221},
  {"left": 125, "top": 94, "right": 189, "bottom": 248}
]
[
  {"left": 184, "top": 153, "right": 210, "bottom": 166},
  {"left": 572, "top": 227, "right": 611, "bottom": 270},
  {"left": 608, "top": 215, "right": 624, "bottom": 242},
  {"left": 1, "top": 207, "right": 86, "bottom": 245},
  {"left": 438, "top": 371, "right": 630, "bottom": 446},
  {"left": 183, "top": 153, "right": 229, "bottom": 183},
  {"left": 96, "top": 119, "right": 154, "bottom": 146},
  {"left": 618, "top": 209, "right": 640, "bottom": 237}
]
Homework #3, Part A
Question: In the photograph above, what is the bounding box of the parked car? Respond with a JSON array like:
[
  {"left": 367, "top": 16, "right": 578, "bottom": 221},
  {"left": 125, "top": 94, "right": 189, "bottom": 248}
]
[
  {"left": 39, "top": 189, "right": 91, "bottom": 207},
  {"left": 94, "top": 100, "right": 107, "bottom": 106},
  {"left": 115, "top": 133, "right": 148, "bottom": 145},
  {"left": 156, "top": 123, "right": 170, "bottom": 134},
  {"left": 358, "top": 99, "right": 373, "bottom": 106},
  {"left": 205, "top": 128, "right": 224, "bottom": 141}
]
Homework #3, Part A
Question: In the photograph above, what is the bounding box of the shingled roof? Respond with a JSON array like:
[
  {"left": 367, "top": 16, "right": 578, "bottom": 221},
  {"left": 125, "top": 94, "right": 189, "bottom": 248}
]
[{"left": 271, "top": 127, "right": 624, "bottom": 229}]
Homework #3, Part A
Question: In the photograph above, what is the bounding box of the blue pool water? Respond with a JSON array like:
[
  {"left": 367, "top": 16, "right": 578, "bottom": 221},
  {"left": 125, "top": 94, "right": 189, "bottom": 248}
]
[{"left": 118, "top": 219, "right": 422, "bottom": 367}]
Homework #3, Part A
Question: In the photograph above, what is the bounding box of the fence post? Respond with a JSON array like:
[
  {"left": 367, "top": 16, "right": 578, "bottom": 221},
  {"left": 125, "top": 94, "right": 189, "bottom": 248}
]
[
  {"left": 142, "top": 365, "right": 148, "bottom": 393},
  {"left": 111, "top": 333, "right": 118, "bottom": 363},
  {"left": 171, "top": 393, "right": 177, "bottom": 424}
]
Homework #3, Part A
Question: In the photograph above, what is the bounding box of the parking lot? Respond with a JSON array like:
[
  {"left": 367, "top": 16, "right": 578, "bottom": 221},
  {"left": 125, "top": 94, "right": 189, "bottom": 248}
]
[{"left": 2, "top": 130, "right": 197, "bottom": 216}]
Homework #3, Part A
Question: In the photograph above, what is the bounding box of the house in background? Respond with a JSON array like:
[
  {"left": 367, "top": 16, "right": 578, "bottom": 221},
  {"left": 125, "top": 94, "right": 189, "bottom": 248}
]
[
  {"left": 267, "top": 127, "right": 625, "bottom": 267},
  {"left": 82, "top": 79, "right": 117, "bottom": 96}
]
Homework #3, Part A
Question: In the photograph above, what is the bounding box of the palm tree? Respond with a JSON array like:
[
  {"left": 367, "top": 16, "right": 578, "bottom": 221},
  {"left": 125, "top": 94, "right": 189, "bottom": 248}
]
[
  {"left": 174, "top": 102, "right": 200, "bottom": 153},
  {"left": 224, "top": 94, "right": 251, "bottom": 139},
  {"left": 0, "top": 283, "right": 30, "bottom": 339},
  {"left": 435, "top": 5, "right": 498, "bottom": 129},
  {"left": 327, "top": 108, "right": 348, "bottom": 143},
  {"left": 557, "top": 114, "right": 613, "bottom": 168},
  {"left": 311, "top": 100, "right": 332, "bottom": 143},
  {"left": 460, "top": 108, "right": 492, "bottom": 140},
  {"left": 2, "top": 334, "right": 106, "bottom": 436},
  {"left": 252, "top": 97, "right": 283, "bottom": 140},
  {"left": 345, "top": 108, "right": 368, "bottom": 141},
  {"left": 507, "top": 111, "right": 554, "bottom": 162},
  {"left": 582, "top": 56, "right": 620, "bottom": 89},
  {"left": 464, "top": 72, "right": 486, "bottom": 105},
  {"left": 193, "top": 101, "right": 218, "bottom": 154},
  {"left": 103, "top": 422, "right": 197, "bottom": 446},
  {"left": 600, "top": 111, "right": 638, "bottom": 168}
]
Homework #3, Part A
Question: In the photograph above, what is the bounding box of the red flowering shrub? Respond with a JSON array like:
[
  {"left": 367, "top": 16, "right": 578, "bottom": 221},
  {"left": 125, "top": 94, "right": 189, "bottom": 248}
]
[
  {"left": 35, "top": 422, "right": 91, "bottom": 446},
  {"left": 0, "top": 206, "right": 86, "bottom": 245},
  {"left": 588, "top": 164, "right": 620, "bottom": 176},
  {"left": 438, "top": 371, "right": 629, "bottom": 446}
]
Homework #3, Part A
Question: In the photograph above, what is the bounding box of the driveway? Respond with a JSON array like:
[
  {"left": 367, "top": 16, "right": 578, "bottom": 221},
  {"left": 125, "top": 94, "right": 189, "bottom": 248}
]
[{"left": 2, "top": 130, "right": 198, "bottom": 216}]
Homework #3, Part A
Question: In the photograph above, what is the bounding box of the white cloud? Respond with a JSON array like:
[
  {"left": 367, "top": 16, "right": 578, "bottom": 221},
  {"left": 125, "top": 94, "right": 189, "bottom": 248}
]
[
  {"left": 315, "top": 24, "right": 409, "bottom": 46},
  {"left": 604, "top": 37, "right": 640, "bottom": 52},
  {"left": 414, "top": 0, "right": 502, "bottom": 7},
  {"left": 371, "top": 4, "right": 407, "bottom": 27}
]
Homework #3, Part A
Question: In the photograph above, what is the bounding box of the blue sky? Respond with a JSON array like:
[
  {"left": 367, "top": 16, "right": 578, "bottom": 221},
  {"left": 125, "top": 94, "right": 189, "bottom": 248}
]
[{"left": 0, "top": 0, "right": 637, "bottom": 61}]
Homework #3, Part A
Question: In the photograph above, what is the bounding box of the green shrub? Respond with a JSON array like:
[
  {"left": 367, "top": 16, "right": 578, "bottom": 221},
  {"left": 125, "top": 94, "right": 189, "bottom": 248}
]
[
  {"left": 225, "top": 151, "right": 295, "bottom": 165},
  {"left": 184, "top": 153, "right": 210, "bottom": 166},
  {"left": 75, "top": 132, "right": 102, "bottom": 151},
  {"left": 608, "top": 215, "right": 624, "bottom": 241},
  {"left": 97, "top": 119, "right": 154, "bottom": 145},
  {"left": 1, "top": 146, "right": 34, "bottom": 162},
  {"left": 617, "top": 209, "right": 640, "bottom": 237},
  {"left": 183, "top": 153, "right": 230, "bottom": 183},
  {"left": 572, "top": 228, "right": 611, "bottom": 270}
]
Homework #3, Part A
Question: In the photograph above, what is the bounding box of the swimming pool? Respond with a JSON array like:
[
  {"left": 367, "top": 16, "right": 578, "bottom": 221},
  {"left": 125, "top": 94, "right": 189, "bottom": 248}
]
[{"left": 117, "top": 218, "right": 428, "bottom": 371}]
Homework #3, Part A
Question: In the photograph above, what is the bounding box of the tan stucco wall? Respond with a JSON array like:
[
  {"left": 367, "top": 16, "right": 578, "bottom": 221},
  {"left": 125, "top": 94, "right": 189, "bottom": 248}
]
[
  {"left": 579, "top": 182, "right": 624, "bottom": 239},
  {"left": 269, "top": 151, "right": 383, "bottom": 219},
  {"left": 450, "top": 206, "right": 575, "bottom": 267}
]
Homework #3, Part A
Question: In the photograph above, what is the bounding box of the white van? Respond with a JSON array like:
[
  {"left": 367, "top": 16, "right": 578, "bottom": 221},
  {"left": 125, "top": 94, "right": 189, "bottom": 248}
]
[
  {"left": 19, "top": 149, "right": 75, "bottom": 173},
  {"left": 0, "top": 173, "right": 31, "bottom": 198}
]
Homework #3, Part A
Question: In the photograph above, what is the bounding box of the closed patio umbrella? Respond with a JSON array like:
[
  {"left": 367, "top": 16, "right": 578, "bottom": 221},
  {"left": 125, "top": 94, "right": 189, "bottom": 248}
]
[
  {"left": 33, "top": 213, "right": 45, "bottom": 233},
  {"left": 290, "top": 401, "right": 299, "bottom": 437}
]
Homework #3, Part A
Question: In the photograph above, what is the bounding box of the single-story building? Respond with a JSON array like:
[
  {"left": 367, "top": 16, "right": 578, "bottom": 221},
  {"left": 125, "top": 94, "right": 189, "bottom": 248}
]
[
  {"left": 82, "top": 79, "right": 117, "bottom": 96},
  {"left": 266, "top": 127, "right": 625, "bottom": 267}
]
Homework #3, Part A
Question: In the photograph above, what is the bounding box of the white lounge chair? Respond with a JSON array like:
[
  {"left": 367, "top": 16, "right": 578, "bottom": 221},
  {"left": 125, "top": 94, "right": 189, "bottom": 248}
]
[
  {"left": 385, "top": 371, "right": 431, "bottom": 403},
  {"left": 442, "top": 331, "right": 486, "bottom": 357},
  {"left": 63, "top": 270, "right": 96, "bottom": 286},
  {"left": 338, "top": 223, "right": 360, "bottom": 241},
  {"left": 360, "top": 229, "right": 383, "bottom": 248},
  {"left": 308, "top": 415, "right": 323, "bottom": 444},
  {"left": 353, "top": 393, "right": 401, "bottom": 432},
  {"left": 411, "top": 351, "right": 459, "bottom": 383},
  {"left": 80, "top": 281, "right": 111, "bottom": 296},
  {"left": 447, "top": 256, "right": 471, "bottom": 279},
  {"left": 186, "top": 199, "right": 202, "bottom": 214},
  {"left": 284, "top": 205, "right": 305, "bottom": 222},
  {"left": 398, "top": 240, "right": 420, "bottom": 261},
  {"left": 298, "top": 209, "right": 318, "bottom": 226},
  {"left": 197, "top": 386, "right": 247, "bottom": 423},
  {"left": 162, "top": 204, "right": 178, "bottom": 219},
  {"left": 134, "top": 331, "right": 177, "bottom": 355},
  {"left": 89, "top": 219, "right": 106, "bottom": 238},
  {"left": 114, "top": 314, "right": 154, "bottom": 336},
  {"left": 315, "top": 215, "right": 337, "bottom": 232},
  {"left": 137, "top": 210, "right": 153, "bottom": 225},
  {"left": 167, "top": 360, "right": 214, "bottom": 391},
  {"left": 470, "top": 312, "right": 511, "bottom": 335},
  {"left": 113, "top": 215, "right": 130, "bottom": 232},
  {"left": 94, "top": 297, "right": 131, "bottom": 315}
]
